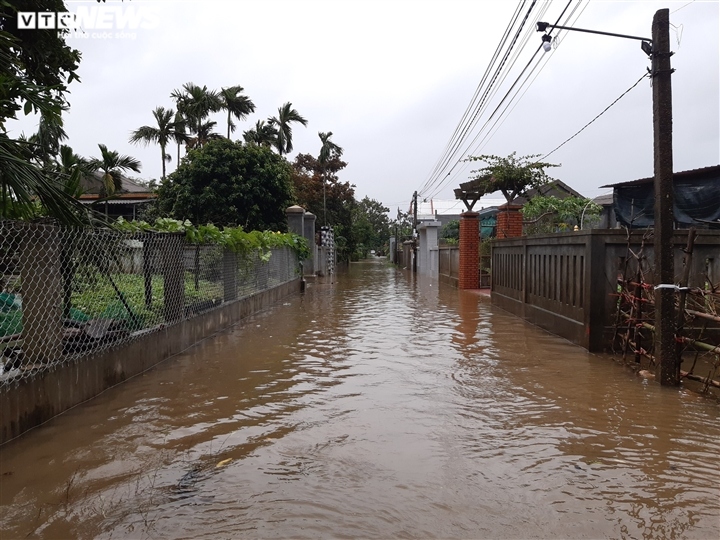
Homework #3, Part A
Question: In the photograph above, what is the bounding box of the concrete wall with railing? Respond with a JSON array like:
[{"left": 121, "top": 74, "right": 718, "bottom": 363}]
[
  {"left": 439, "top": 246, "right": 460, "bottom": 288},
  {"left": 491, "top": 229, "right": 720, "bottom": 351}
]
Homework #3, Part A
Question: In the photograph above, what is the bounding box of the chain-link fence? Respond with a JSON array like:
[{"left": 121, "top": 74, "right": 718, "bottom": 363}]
[{"left": 0, "top": 221, "right": 300, "bottom": 388}]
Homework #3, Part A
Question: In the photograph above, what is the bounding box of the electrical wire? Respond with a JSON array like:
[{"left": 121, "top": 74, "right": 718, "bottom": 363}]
[
  {"left": 540, "top": 72, "right": 650, "bottom": 161},
  {"left": 468, "top": 0, "right": 590, "bottom": 157},
  {"left": 671, "top": 1, "right": 696, "bottom": 15},
  {"left": 420, "top": 0, "right": 580, "bottom": 200},
  {"left": 419, "top": 2, "right": 528, "bottom": 193},
  {"left": 418, "top": 0, "right": 541, "bottom": 197},
  {"left": 422, "top": 0, "right": 582, "bottom": 200}
]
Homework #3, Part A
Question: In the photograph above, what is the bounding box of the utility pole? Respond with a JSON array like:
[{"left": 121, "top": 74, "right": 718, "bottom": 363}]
[
  {"left": 652, "top": 8, "right": 677, "bottom": 385},
  {"left": 412, "top": 191, "right": 418, "bottom": 273},
  {"left": 536, "top": 10, "right": 677, "bottom": 385}
]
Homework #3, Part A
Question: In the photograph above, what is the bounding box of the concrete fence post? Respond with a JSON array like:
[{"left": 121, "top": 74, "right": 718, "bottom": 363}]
[
  {"left": 285, "top": 205, "right": 305, "bottom": 236},
  {"left": 223, "top": 248, "right": 238, "bottom": 302},
  {"left": 160, "top": 233, "right": 185, "bottom": 322},
  {"left": 303, "top": 212, "right": 316, "bottom": 276},
  {"left": 418, "top": 220, "right": 441, "bottom": 278},
  {"left": 20, "top": 223, "right": 63, "bottom": 363}
]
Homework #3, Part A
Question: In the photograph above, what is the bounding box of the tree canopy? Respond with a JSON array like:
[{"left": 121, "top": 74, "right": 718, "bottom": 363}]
[
  {"left": 521, "top": 195, "right": 602, "bottom": 234},
  {"left": 291, "top": 152, "right": 357, "bottom": 260},
  {"left": 269, "top": 102, "right": 307, "bottom": 156},
  {"left": 0, "top": 0, "right": 89, "bottom": 223},
  {"left": 157, "top": 139, "right": 294, "bottom": 231},
  {"left": 466, "top": 152, "right": 559, "bottom": 203},
  {"left": 352, "top": 197, "right": 390, "bottom": 258},
  {"left": 129, "top": 106, "right": 183, "bottom": 180}
]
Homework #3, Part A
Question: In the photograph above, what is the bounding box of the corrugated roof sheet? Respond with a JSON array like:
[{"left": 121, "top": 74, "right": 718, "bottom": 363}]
[{"left": 600, "top": 165, "right": 720, "bottom": 188}]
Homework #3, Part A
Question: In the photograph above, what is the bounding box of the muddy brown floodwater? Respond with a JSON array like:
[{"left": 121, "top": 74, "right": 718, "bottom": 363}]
[{"left": 1, "top": 259, "right": 719, "bottom": 539}]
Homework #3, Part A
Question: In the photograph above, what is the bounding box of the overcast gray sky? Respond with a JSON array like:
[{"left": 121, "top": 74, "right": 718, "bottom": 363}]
[{"left": 11, "top": 0, "right": 720, "bottom": 216}]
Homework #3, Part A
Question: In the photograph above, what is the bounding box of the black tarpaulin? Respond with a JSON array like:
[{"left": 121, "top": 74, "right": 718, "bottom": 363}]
[{"left": 613, "top": 173, "right": 720, "bottom": 228}]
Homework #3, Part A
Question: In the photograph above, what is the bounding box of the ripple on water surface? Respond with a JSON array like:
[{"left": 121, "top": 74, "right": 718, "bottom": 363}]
[{"left": 1, "top": 260, "right": 719, "bottom": 539}]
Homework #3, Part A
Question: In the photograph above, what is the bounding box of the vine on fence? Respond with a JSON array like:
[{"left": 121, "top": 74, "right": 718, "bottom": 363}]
[
  {"left": 113, "top": 218, "right": 310, "bottom": 261},
  {"left": 0, "top": 219, "right": 305, "bottom": 386}
]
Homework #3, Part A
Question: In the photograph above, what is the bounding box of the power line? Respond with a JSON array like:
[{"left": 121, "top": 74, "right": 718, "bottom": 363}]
[
  {"left": 420, "top": 0, "right": 584, "bottom": 200},
  {"left": 541, "top": 72, "right": 649, "bottom": 161},
  {"left": 671, "top": 1, "right": 696, "bottom": 15},
  {"left": 419, "top": 2, "right": 527, "bottom": 194},
  {"left": 418, "top": 0, "right": 541, "bottom": 197},
  {"left": 423, "top": 0, "right": 583, "bottom": 200},
  {"left": 467, "top": 0, "right": 590, "bottom": 156}
]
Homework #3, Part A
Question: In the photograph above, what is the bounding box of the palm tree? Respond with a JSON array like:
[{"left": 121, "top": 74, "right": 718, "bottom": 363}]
[
  {"left": 29, "top": 110, "right": 68, "bottom": 168},
  {"left": 171, "top": 83, "right": 222, "bottom": 146},
  {"left": 220, "top": 85, "right": 255, "bottom": 139},
  {"left": 319, "top": 131, "right": 342, "bottom": 165},
  {"left": 129, "top": 106, "right": 184, "bottom": 180},
  {"left": 88, "top": 144, "right": 141, "bottom": 197},
  {"left": 172, "top": 110, "right": 188, "bottom": 166},
  {"left": 56, "top": 145, "right": 91, "bottom": 197},
  {"left": 243, "top": 120, "right": 278, "bottom": 147},
  {"left": 268, "top": 102, "right": 308, "bottom": 156},
  {"left": 187, "top": 120, "right": 223, "bottom": 150},
  {"left": 318, "top": 131, "right": 343, "bottom": 225}
]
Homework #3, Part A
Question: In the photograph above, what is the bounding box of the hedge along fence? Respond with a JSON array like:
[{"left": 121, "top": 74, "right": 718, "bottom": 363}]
[{"left": 0, "top": 219, "right": 309, "bottom": 390}]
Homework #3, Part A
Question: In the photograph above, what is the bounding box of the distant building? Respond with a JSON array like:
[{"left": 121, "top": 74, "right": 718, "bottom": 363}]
[
  {"left": 592, "top": 193, "right": 617, "bottom": 229},
  {"left": 79, "top": 173, "right": 156, "bottom": 220},
  {"left": 414, "top": 198, "right": 504, "bottom": 229}
]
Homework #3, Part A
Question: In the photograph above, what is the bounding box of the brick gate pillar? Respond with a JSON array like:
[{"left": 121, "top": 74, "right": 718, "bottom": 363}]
[
  {"left": 496, "top": 204, "right": 523, "bottom": 238},
  {"left": 459, "top": 211, "right": 479, "bottom": 290}
]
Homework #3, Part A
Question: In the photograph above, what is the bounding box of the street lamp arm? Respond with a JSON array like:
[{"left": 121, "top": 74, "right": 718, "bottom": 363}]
[{"left": 536, "top": 21, "right": 652, "bottom": 43}]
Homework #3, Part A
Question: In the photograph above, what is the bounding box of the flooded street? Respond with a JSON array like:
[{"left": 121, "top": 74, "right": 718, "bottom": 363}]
[{"left": 1, "top": 259, "right": 719, "bottom": 539}]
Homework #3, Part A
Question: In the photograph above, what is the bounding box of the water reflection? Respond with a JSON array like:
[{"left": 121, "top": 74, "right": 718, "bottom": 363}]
[{"left": 1, "top": 259, "right": 718, "bottom": 539}]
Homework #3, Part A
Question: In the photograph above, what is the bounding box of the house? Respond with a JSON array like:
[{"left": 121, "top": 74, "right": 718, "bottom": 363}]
[
  {"left": 509, "top": 179, "right": 583, "bottom": 206},
  {"left": 600, "top": 165, "right": 720, "bottom": 229},
  {"left": 79, "top": 172, "right": 156, "bottom": 221},
  {"left": 592, "top": 193, "right": 617, "bottom": 229},
  {"left": 414, "top": 198, "right": 505, "bottom": 243}
]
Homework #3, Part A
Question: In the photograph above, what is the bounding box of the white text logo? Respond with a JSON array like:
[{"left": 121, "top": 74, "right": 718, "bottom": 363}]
[{"left": 18, "top": 6, "right": 160, "bottom": 31}]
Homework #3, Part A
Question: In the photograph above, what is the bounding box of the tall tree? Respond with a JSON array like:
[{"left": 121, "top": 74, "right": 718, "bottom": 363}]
[
  {"left": 352, "top": 197, "right": 391, "bottom": 258},
  {"left": 186, "top": 120, "right": 223, "bottom": 150},
  {"left": 318, "top": 131, "right": 343, "bottom": 225},
  {"left": 171, "top": 110, "right": 188, "bottom": 165},
  {"left": 243, "top": 120, "right": 278, "bottom": 147},
  {"left": 88, "top": 144, "right": 141, "bottom": 197},
  {"left": 269, "top": 102, "right": 308, "bottom": 156},
  {"left": 28, "top": 109, "right": 68, "bottom": 168},
  {"left": 219, "top": 85, "right": 255, "bottom": 139},
  {"left": 129, "top": 106, "right": 185, "bottom": 180},
  {"left": 291, "top": 152, "right": 356, "bottom": 261},
  {"left": 171, "top": 83, "right": 222, "bottom": 148},
  {"left": 0, "top": 2, "right": 87, "bottom": 223},
  {"left": 56, "top": 144, "right": 91, "bottom": 198}
]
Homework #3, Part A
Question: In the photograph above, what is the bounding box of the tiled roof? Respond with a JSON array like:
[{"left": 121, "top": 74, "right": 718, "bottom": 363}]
[{"left": 80, "top": 172, "right": 154, "bottom": 195}]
